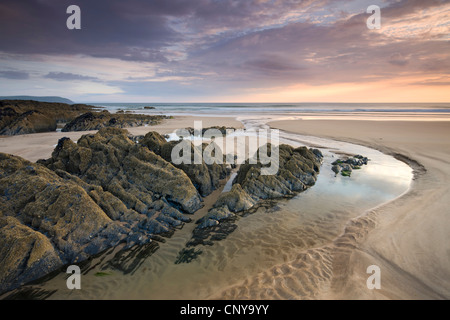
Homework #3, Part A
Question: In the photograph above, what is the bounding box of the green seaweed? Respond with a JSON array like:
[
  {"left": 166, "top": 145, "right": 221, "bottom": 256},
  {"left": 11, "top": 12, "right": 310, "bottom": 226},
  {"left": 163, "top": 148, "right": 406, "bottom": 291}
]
[{"left": 341, "top": 170, "right": 352, "bottom": 177}]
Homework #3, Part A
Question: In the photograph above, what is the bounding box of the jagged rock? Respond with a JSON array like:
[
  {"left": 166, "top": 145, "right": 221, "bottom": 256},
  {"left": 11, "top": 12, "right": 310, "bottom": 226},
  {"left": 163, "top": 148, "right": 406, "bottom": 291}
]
[
  {"left": 197, "top": 218, "right": 220, "bottom": 229},
  {"left": 39, "top": 128, "right": 202, "bottom": 214},
  {"left": 213, "top": 184, "right": 256, "bottom": 213},
  {"left": 140, "top": 131, "right": 230, "bottom": 197},
  {"left": 0, "top": 100, "right": 97, "bottom": 136},
  {"left": 202, "top": 142, "right": 230, "bottom": 190},
  {"left": 0, "top": 216, "right": 63, "bottom": 295},
  {"left": 0, "top": 153, "right": 137, "bottom": 293},
  {"left": 197, "top": 206, "right": 235, "bottom": 229},
  {"left": 196, "top": 144, "right": 323, "bottom": 230},
  {"left": 331, "top": 155, "right": 369, "bottom": 177},
  {"left": 340, "top": 163, "right": 353, "bottom": 172},
  {"left": 140, "top": 131, "right": 167, "bottom": 155},
  {"left": 162, "top": 140, "right": 216, "bottom": 197},
  {"left": 355, "top": 155, "right": 369, "bottom": 165},
  {"left": 234, "top": 145, "right": 321, "bottom": 192},
  {"left": 0, "top": 109, "right": 56, "bottom": 135},
  {"left": 177, "top": 126, "right": 235, "bottom": 137},
  {"left": 312, "top": 148, "right": 324, "bottom": 159},
  {"left": 332, "top": 164, "right": 341, "bottom": 175},
  {"left": 0, "top": 128, "right": 210, "bottom": 294},
  {"left": 62, "top": 110, "right": 168, "bottom": 132}
]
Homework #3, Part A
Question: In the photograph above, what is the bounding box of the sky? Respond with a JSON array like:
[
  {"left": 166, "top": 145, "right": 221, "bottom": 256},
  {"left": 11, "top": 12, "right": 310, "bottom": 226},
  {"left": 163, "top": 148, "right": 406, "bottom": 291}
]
[{"left": 0, "top": 0, "right": 449, "bottom": 103}]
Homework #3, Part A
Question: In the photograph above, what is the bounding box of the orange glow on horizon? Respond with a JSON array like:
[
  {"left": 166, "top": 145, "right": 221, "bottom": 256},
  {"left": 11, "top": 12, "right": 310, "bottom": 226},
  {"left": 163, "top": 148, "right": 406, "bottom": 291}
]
[{"left": 190, "top": 80, "right": 450, "bottom": 104}]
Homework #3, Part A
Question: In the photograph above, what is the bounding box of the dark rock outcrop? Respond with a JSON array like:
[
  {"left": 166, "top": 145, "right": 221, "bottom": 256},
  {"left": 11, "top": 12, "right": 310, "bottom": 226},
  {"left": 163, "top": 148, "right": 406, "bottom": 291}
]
[
  {"left": 177, "top": 126, "right": 235, "bottom": 137},
  {"left": 0, "top": 100, "right": 96, "bottom": 135},
  {"left": 0, "top": 153, "right": 134, "bottom": 293},
  {"left": 140, "top": 131, "right": 230, "bottom": 197},
  {"left": 61, "top": 110, "right": 168, "bottom": 132},
  {"left": 331, "top": 155, "right": 369, "bottom": 177},
  {"left": 0, "top": 109, "right": 56, "bottom": 135},
  {"left": 0, "top": 216, "right": 63, "bottom": 295},
  {"left": 197, "top": 144, "right": 323, "bottom": 229},
  {"left": 39, "top": 128, "right": 202, "bottom": 214},
  {"left": 0, "top": 100, "right": 170, "bottom": 136},
  {"left": 0, "top": 128, "right": 205, "bottom": 294}
]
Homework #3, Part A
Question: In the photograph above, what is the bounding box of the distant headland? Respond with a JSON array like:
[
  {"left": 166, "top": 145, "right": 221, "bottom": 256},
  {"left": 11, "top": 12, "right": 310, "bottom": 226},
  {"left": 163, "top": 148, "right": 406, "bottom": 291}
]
[{"left": 0, "top": 96, "right": 74, "bottom": 104}]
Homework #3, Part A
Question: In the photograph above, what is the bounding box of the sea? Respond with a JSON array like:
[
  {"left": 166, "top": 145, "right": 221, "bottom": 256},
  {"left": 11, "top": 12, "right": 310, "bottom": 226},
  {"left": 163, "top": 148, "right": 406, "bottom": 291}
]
[{"left": 90, "top": 102, "right": 450, "bottom": 120}]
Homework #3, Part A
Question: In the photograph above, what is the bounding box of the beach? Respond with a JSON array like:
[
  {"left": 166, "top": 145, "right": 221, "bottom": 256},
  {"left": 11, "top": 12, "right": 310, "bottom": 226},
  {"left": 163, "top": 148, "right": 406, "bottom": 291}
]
[
  {"left": 1, "top": 112, "right": 449, "bottom": 300},
  {"left": 0, "top": 116, "right": 243, "bottom": 162},
  {"left": 266, "top": 119, "right": 450, "bottom": 299}
]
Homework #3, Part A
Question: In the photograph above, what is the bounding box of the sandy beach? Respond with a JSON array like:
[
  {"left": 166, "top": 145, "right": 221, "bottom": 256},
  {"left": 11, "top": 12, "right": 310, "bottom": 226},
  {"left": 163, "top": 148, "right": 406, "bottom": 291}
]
[
  {"left": 265, "top": 119, "right": 450, "bottom": 299},
  {"left": 0, "top": 116, "right": 243, "bottom": 163},
  {"left": 1, "top": 114, "right": 449, "bottom": 300}
]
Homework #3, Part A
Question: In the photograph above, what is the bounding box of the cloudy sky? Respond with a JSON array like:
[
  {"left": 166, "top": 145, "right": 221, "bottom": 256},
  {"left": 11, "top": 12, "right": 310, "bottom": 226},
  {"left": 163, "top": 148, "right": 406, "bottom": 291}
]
[{"left": 0, "top": 0, "right": 449, "bottom": 103}]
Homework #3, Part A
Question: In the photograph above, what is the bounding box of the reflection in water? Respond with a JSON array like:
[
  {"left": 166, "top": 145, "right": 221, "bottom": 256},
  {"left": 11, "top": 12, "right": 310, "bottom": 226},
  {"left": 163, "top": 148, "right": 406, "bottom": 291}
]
[{"left": 4, "top": 118, "right": 413, "bottom": 300}]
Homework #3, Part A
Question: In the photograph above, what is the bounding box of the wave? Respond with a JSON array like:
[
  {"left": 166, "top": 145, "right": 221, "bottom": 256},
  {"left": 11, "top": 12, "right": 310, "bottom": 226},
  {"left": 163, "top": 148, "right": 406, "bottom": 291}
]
[{"left": 90, "top": 102, "right": 450, "bottom": 115}]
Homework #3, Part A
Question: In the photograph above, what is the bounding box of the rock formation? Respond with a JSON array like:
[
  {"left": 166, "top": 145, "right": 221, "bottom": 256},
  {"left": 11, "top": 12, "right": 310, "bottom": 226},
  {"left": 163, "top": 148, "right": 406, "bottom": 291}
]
[
  {"left": 61, "top": 110, "right": 168, "bottom": 132},
  {"left": 0, "top": 152, "right": 133, "bottom": 293},
  {"left": 0, "top": 128, "right": 325, "bottom": 292},
  {"left": 140, "top": 131, "right": 230, "bottom": 197},
  {"left": 0, "top": 100, "right": 95, "bottom": 135},
  {"left": 0, "top": 128, "right": 204, "bottom": 294},
  {"left": 186, "top": 144, "right": 324, "bottom": 248},
  {"left": 177, "top": 126, "right": 235, "bottom": 137},
  {"left": 39, "top": 128, "right": 203, "bottom": 214},
  {"left": 0, "top": 100, "right": 170, "bottom": 136},
  {"left": 331, "top": 155, "right": 369, "bottom": 177}
]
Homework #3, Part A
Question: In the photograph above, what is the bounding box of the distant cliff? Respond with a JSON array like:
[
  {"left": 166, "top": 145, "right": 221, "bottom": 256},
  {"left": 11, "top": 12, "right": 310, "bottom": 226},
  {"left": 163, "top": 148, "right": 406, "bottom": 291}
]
[{"left": 0, "top": 96, "right": 74, "bottom": 104}]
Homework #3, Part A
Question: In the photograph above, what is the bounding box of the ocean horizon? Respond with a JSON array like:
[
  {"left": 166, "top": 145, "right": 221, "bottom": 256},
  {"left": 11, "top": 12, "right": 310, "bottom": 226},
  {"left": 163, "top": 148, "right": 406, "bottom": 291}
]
[{"left": 88, "top": 102, "right": 450, "bottom": 118}]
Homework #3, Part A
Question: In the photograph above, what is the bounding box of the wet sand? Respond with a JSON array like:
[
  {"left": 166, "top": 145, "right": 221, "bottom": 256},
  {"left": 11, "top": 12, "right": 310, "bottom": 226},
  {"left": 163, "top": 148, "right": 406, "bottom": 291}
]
[{"left": 260, "top": 119, "right": 450, "bottom": 299}]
